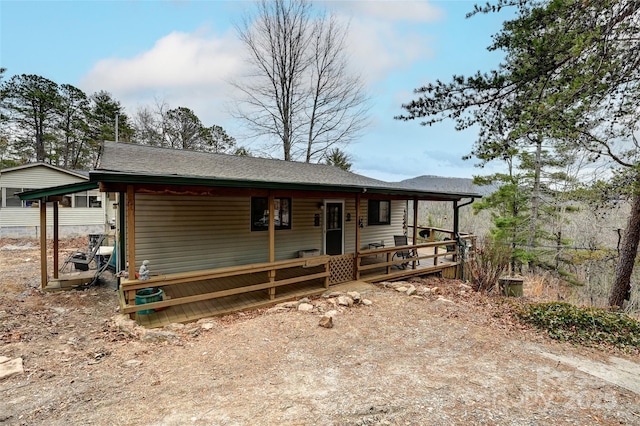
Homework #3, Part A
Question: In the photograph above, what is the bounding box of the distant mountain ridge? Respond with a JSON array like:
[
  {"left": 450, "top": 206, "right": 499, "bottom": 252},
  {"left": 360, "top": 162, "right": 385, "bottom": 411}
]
[{"left": 397, "top": 175, "right": 494, "bottom": 197}]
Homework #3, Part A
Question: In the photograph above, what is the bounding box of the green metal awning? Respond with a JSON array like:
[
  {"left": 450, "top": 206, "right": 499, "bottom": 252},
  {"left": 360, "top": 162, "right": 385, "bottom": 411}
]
[{"left": 18, "top": 181, "right": 99, "bottom": 201}]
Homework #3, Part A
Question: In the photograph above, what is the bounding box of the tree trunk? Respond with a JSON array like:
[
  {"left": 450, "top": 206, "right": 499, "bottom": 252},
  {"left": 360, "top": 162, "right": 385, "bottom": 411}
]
[
  {"left": 528, "top": 136, "right": 542, "bottom": 248},
  {"left": 609, "top": 191, "right": 640, "bottom": 307}
]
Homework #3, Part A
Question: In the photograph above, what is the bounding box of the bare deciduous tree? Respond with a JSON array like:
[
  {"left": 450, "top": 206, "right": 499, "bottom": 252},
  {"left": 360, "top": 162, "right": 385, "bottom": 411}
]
[{"left": 233, "top": 0, "right": 369, "bottom": 163}]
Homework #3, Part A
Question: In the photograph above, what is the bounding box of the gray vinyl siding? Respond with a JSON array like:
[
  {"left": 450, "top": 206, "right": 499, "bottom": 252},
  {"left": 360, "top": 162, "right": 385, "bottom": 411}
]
[
  {"left": 0, "top": 166, "right": 108, "bottom": 236},
  {"left": 134, "top": 195, "right": 327, "bottom": 275},
  {"left": 133, "top": 194, "right": 408, "bottom": 275},
  {"left": 359, "top": 199, "right": 407, "bottom": 250},
  {"left": 0, "top": 165, "right": 85, "bottom": 188},
  {"left": 0, "top": 208, "right": 107, "bottom": 238}
]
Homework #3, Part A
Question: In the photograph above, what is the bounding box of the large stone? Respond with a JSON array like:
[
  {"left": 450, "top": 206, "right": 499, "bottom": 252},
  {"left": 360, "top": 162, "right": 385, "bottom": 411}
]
[
  {"left": 0, "top": 356, "right": 23, "bottom": 380},
  {"left": 318, "top": 315, "right": 333, "bottom": 328},
  {"left": 298, "top": 303, "right": 314, "bottom": 312},
  {"left": 337, "top": 295, "right": 354, "bottom": 307},
  {"left": 165, "top": 323, "right": 186, "bottom": 331},
  {"left": 112, "top": 315, "right": 141, "bottom": 338},
  {"left": 346, "top": 291, "right": 361, "bottom": 302},
  {"left": 140, "top": 329, "right": 180, "bottom": 343},
  {"left": 200, "top": 321, "right": 217, "bottom": 330}
]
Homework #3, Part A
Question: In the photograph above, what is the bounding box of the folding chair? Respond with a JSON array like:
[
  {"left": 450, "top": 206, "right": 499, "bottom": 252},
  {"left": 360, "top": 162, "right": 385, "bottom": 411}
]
[{"left": 392, "top": 235, "right": 419, "bottom": 269}]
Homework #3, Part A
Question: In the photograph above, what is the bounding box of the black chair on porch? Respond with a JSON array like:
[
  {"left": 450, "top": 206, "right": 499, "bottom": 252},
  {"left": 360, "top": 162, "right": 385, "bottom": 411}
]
[{"left": 392, "top": 235, "right": 419, "bottom": 269}]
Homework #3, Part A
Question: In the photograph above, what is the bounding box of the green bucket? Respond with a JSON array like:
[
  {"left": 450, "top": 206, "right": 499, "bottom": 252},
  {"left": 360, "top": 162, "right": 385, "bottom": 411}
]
[{"left": 135, "top": 288, "right": 163, "bottom": 314}]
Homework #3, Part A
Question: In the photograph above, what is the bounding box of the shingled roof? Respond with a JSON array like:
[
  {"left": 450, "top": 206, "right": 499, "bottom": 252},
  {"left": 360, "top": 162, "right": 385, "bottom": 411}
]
[
  {"left": 97, "top": 141, "right": 391, "bottom": 189},
  {"left": 90, "top": 141, "right": 480, "bottom": 200}
]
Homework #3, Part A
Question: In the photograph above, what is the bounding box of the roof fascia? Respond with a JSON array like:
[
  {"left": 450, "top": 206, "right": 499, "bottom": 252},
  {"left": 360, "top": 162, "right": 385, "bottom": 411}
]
[
  {"left": 18, "top": 181, "right": 99, "bottom": 200},
  {"left": 1, "top": 162, "right": 88, "bottom": 180},
  {"left": 91, "top": 171, "right": 479, "bottom": 201}
]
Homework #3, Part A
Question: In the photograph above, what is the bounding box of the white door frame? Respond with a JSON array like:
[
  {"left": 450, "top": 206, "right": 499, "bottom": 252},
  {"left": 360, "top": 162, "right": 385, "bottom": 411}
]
[{"left": 323, "top": 199, "right": 345, "bottom": 255}]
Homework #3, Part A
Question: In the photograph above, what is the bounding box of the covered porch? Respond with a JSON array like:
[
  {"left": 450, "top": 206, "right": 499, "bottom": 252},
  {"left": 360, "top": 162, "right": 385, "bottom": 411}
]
[{"left": 121, "top": 234, "right": 473, "bottom": 328}]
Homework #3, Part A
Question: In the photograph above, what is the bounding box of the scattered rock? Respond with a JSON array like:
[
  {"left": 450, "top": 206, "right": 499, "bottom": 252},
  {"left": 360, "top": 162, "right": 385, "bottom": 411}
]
[
  {"left": 459, "top": 283, "right": 472, "bottom": 290},
  {"left": 123, "top": 359, "right": 143, "bottom": 368},
  {"left": 361, "top": 299, "right": 373, "bottom": 306},
  {"left": 318, "top": 315, "right": 333, "bottom": 328},
  {"left": 406, "top": 285, "right": 416, "bottom": 296},
  {"left": 298, "top": 303, "right": 314, "bottom": 312},
  {"left": 299, "top": 297, "right": 310, "bottom": 304},
  {"left": 325, "top": 310, "right": 338, "bottom": 317},
  {"left": 112, "top": 315, "right": 141, "bottom": 338},
  {"left": 436, "top": 296, "right": 455, "bottom": 304},
  {"left": 187, "top": 327, "right": 201, "bottom": 337},
  {"left": 276, "top": 301, "right": 299, "bottom": 309},
  {"left": 346, "top": 291, "right": 361, "bottom": 302},
  {"left": 337, "top": 295, "right": 354, "bottom": 307},
  {"left": 395, "top": 286, "right": 408, "bottom": 293},
  {"left": 0, "top": 356, "right": 23, "bottom": 380},
  {"left": 199, "top": 321, "right": 217, "bottom": 330},
  {"left": 140, "top": 329, "right": 180, "bottom": 343},
  {"left": 50, "top": 307, "right": 67, "bottom": 315},
  {"left": 266, "top": 306, "right": 289, "bottom": 314},
  {"left": 323, "top": 291, "right": 343, "bottom": 298},
  {"left": 165, "top": 323, "right": 186, "bottom": 331}
]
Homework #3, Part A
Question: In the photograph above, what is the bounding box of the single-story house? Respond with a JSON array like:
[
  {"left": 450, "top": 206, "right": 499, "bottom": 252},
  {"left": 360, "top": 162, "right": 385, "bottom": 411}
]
[
  {"left": 21, "top": 141, "right": 480, "bottom": 326},
  {"left": 0, "top": 163, "right": 113, "bottom": 238}
]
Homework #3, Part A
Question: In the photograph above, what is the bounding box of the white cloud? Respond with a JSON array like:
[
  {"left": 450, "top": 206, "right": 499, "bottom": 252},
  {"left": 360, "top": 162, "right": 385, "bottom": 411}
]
[
  {"left": 80, "top": 27, "right": 242, "bottom": 95},
  {"left": 333, "top": 0, "right": 444, "bottom": 23},
  {"left": 79, "top": 27, "right": 245, "bottom": 128}
]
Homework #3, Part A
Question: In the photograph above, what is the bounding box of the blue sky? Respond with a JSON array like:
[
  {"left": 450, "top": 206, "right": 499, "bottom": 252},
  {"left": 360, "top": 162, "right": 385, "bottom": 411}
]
[{"left": 1, "top": 0, "right": 511, "bottom": 181}]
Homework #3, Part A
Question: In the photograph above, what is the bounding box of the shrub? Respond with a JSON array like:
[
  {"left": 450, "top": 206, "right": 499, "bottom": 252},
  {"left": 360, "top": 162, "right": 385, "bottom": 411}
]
[
  {"left": 468, "top": 236, "right": 511, "bottom": 292},
  {"left": 516, "top": 302, "right": 640, "bottom": 350}
]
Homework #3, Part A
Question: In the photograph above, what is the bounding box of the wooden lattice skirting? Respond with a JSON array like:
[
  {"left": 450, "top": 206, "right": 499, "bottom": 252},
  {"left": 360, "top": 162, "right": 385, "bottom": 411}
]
[{"left": 329, "top": 254, "right": 355, "bottom": 284}]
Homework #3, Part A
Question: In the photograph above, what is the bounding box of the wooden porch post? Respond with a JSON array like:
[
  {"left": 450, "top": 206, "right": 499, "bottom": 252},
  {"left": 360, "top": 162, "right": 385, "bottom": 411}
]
[
  {"left": 355, "top": 193, "right": 361, "bottom": 280},
  {"left": 39, "top": 201, "right": 47, "bottom": 289},
  {"left": 412, "top": 197, "right": 419, "bottom": 269},
  {"left": 453, "top": 200, "right": 459, "bottom": 265},
  {"left": 53, "top": 201, "right": 59, "bottom": 279},
  {"left": 126, "top": 185, "right": 137, "bottom": 313},
  {"left": 268, "top": 192, "right": 276, "bottom": 299}
]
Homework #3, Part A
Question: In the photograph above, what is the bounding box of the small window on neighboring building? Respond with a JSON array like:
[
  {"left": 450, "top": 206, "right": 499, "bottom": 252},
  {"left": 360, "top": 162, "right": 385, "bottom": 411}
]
[
  {"left": 74, "top": 191, "right": 102, "bottom": 208},
  {"left": 4, "top": 188, "right": 34, "bottom": 208},
  {"left": 251, "top": 197, "right": 291, "bottom": 231},
  {"left": 368, "top": 200, "right": 391, "bottom": 225},
  {"left": 5, "top": 188, "right": 23, "bottom": 207}
]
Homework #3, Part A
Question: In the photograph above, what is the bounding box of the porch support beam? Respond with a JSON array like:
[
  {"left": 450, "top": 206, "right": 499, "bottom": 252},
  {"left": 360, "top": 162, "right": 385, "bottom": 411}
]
[
  {"left": 412, "top": 197, "right": 419, "bottom": 269},
  {"left": 53, "top": 201, "right": 59, "bottom": 279},
  {"left": 126, "top": 185, "right": 136, "bottom": 310},
  {"left": 355, "top": 194, "right": 361, "bottom": 280},
  {"left": 39, "top": 200, "right": 47, "bottom": 289},
  {"left": 268, "top": 192, "right": 276, "bottom": 299}
]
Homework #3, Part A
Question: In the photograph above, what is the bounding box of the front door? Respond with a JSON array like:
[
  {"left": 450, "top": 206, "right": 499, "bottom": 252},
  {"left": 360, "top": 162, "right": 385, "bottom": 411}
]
[{"left": 325, "top": 201, "right": 344, "bottom": 255}]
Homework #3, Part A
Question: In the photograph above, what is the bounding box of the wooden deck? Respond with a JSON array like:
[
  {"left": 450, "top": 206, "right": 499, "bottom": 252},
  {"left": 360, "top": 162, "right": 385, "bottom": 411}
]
[
  {"left": 123, "top": 245, "right": 464, "bottom": 328},
  {"left": 131, "top": 266, "right": 328, "bottom": 328}
]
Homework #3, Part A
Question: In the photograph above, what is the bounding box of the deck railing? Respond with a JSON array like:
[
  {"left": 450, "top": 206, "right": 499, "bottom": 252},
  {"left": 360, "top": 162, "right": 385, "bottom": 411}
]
[
  {"left": 356, "top": 234, "right": 476, "bottom": 281},
  {"left": 119, "top": 255, "right": 330, "bottom": 315}
]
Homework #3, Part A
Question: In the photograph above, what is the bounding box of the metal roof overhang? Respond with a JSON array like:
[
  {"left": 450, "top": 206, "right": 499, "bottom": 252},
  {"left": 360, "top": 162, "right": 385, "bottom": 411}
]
[
  {"left": 90, "top": 171, "right": 480, "bottom": 201},
  {"left": 18, "top": 181, "right": 99, "bottom": 201}
]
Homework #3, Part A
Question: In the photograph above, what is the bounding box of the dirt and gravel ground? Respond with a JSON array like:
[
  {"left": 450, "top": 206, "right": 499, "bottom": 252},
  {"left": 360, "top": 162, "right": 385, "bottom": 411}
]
[{"left": 1, "top": 238, "right": 640, "bottom": 425}]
